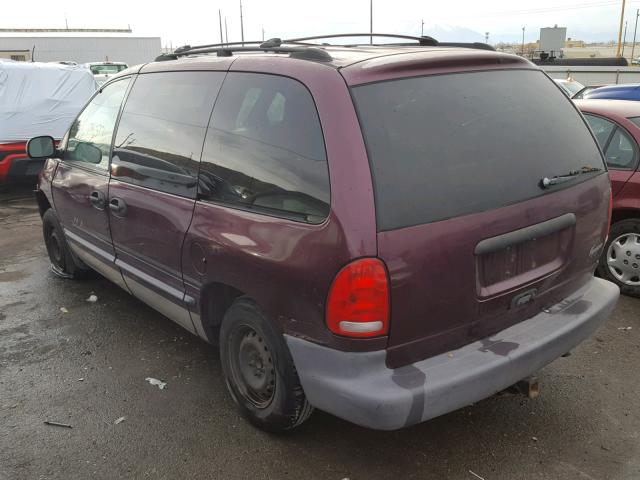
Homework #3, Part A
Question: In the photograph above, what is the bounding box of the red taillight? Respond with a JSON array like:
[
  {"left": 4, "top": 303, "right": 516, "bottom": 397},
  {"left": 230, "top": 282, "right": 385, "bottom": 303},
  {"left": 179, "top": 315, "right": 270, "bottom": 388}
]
[{"left": 326, "top": 258, "right": 389, "bottom": 338}]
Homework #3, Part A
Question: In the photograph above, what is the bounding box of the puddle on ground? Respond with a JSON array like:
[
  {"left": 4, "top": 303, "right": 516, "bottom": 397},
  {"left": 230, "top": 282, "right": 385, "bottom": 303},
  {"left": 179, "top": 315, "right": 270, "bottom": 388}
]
[{"left": 0, "top": 270, "right": 27, "bottom": 283}]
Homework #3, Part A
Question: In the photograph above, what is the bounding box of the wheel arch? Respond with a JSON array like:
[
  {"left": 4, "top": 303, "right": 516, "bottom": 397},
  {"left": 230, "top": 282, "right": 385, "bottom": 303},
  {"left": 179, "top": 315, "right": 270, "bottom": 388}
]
[
  {"left": 35, "top": 189, "right": 52, "bottom": 217},
  {"left": 199, "top": 281, "right": 245, "bottom": 345}
]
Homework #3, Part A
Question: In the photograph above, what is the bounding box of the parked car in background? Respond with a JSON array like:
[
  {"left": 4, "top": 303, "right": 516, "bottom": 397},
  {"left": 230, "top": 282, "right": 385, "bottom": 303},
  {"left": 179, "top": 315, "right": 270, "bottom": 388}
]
[
  {"left": 572, "top": 84, "right": 605, "bottom": 100},
  {"left": 576, "top": 99, "right": 640, "bottom": 296},
  {"left": 583, "top": 83, "right": 640, "bottom": 101},
  {"left": 29, "top": 36, "right": 618, "bottom": 432},
  {"left": 84, "top": 61, "right": 129, "bottom": 86},
  {"left": 0, "top": 61, "right": 97, "bottom": 185},
  {"left": 554, "top": 78, "right": 585, "bottom": 97}
]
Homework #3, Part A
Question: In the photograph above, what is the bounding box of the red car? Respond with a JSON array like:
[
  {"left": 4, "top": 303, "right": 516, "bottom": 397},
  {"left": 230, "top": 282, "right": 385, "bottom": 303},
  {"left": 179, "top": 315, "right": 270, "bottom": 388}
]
[
  {"left": 576, "top": 99, "right": 640, "bottom": 297},
  {"left": 0, "top": 61, "right": 96, "bottom": 185},
  {"left": 28, "top": 35, "right": 618, "bottom": 431}
]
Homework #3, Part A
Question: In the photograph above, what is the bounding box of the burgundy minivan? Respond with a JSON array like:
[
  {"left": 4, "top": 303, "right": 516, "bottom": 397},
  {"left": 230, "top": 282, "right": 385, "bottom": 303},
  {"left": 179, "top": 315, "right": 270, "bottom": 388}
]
[{"left": 29, "top": 35, "right": 619, "bottom": 431}]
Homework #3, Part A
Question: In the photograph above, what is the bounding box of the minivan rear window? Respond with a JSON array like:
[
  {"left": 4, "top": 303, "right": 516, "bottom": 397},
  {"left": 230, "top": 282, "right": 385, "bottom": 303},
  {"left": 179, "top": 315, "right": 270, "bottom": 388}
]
[{"left": 352, "top": 70, "right": 605, "bottom": 231}]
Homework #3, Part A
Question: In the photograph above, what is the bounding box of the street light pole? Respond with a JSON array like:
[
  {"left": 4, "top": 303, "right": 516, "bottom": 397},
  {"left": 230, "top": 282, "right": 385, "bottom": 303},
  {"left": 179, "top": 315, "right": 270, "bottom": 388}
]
[
  {"left": 370, "top": 0, "right": 373, "bottom": 45},
  {"left": 485, "top": 32, "right": 489, "bottom": 44},
  {"left": 521, "top": 26, "right": 525, "bottom": 55},
  {"left": 632, "top": 9, "right": 639, "bottom": 61},
  {"left": 623, "top": 20, "right": 629, "bottom": 57},
  {"left": 240, "top": 0, "right": 245, "bottom": 46},
  {"left": 219, "top": 9, "right": 223, "bottom": 45},
  {"left": 617, "top": 0, "right": 627, "bottom": 57},
  {"left": 421, "top": 19, "right": 424, "bottom": 37}
]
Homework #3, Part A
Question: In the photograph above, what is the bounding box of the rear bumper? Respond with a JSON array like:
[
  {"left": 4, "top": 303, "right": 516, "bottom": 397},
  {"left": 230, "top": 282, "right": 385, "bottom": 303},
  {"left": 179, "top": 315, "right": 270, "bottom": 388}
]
[{"left": 285, "top": 277, "right": 619, "bottom": 430}]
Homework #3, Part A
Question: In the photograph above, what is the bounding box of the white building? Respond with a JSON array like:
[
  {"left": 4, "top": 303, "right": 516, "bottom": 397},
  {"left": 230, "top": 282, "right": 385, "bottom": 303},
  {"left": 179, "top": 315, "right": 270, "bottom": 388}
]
[{"left": 0, "top": 29, "right": 161, "bottom": 65}]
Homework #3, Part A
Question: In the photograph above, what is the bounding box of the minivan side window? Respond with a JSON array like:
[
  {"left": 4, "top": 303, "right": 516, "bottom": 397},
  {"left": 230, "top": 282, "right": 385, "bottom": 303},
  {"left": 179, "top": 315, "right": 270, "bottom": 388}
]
[
  {"left": 64, "top": 78, "right": 130, "bottom": 171},
  {"left": 199, "top": 73, "right": 330, "bottom": 224},
  {"left": 111, "top": 72, "right": 224, "bottom": 198},
  {"left": 585, "top": 114, "right": 638, "bottom": 170}
]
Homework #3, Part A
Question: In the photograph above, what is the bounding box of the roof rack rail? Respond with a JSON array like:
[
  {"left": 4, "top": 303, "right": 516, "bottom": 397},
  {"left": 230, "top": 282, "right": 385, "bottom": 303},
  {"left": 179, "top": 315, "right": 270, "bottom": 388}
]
[
  {"left": 285, "top": 33, "right": 438, "bottom": 46},
  {"left": 285, "top": 33, "right": 495, "bottom": 51},
  {"left": 152, "top": 33, "right": 496, "bottom": 62},
  {"left": 155, "top": 38, "right": 333, "bottom": 62}
]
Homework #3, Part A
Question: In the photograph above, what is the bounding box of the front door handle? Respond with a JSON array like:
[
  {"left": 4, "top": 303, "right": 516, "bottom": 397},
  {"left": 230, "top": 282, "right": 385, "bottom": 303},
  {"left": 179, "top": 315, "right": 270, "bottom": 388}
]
[
  {"left": 109, "top": 197, "right": 127, "bottom": 216},
  {"left": 89, "top": 190, "right": 105, "bottom": 209}
]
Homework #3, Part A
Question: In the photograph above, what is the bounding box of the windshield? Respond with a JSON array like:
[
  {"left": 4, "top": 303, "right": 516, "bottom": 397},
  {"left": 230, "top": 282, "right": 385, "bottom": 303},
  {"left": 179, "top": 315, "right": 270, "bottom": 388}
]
[
  {"left": 573, "top": 86, "right": 598, "bottom": 99},
  {"left": 352, "top": 69, "right": 605, "bottom": 231},
  {"left": 90, "top": 64, "right": 127, "bottom": 75}
]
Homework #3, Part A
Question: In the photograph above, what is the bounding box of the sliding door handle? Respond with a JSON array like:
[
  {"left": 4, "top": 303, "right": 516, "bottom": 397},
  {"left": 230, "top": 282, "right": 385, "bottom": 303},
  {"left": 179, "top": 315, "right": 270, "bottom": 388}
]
[{"left": 109, "top": 197, "right": 127, "bottom": 216}]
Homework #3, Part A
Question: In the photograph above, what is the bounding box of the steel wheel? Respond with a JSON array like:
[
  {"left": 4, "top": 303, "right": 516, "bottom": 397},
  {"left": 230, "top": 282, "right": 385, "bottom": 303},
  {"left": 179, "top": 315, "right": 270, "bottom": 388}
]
[
  {"left": 606, "top": 232, "right": 640, "bottom": 286},
  {"left": 228, "top": 326, "right": 276, "bottom": 409},
  {"left": 45, "top": 224, "right": 65, "bottom": 270}
]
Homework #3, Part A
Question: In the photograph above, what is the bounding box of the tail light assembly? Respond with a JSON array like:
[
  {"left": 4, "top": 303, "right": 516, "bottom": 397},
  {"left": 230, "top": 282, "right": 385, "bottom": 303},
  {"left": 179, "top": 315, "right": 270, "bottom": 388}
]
[{"left": 325, "top": 257, "right": 390, "bottom": 338}]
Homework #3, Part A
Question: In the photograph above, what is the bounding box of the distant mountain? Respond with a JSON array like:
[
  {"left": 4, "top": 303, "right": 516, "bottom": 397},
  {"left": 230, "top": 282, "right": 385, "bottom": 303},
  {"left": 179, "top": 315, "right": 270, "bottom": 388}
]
[
  {"left": 414, "top": 23, "right": 618, "bottom": 45},
  {"left": 421, "top": 24, "right": 485, "bottom": 42}
]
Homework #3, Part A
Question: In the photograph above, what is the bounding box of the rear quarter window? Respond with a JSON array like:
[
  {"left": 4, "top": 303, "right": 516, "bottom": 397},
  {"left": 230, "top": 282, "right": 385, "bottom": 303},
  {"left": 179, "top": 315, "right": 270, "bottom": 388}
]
[{"left": 352, "top": 69, "right": 605, "bottom": 231}]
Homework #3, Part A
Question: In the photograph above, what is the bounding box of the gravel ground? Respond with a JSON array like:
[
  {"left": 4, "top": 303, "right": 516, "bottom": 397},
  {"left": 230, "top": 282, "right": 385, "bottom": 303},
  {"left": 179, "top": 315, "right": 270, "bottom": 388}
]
[{"left": 1, "top": 186, "right": 639, "bottom": 480}]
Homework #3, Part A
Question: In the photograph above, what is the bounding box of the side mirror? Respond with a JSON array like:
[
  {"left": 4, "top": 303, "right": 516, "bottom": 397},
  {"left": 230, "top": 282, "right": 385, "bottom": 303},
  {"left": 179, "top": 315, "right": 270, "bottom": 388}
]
[
  {"left": 75, "top": 142, "right": 103, "bottom": 164},
  {"left": 27, "top": 136, "right": 56, "bottom": 159}
]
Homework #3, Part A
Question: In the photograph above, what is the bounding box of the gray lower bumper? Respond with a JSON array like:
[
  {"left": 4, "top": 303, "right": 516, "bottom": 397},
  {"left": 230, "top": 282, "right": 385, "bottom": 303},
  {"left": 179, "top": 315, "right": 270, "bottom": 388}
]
[{"left": 285, "top": 277, "right": 619, "bottom": 430}]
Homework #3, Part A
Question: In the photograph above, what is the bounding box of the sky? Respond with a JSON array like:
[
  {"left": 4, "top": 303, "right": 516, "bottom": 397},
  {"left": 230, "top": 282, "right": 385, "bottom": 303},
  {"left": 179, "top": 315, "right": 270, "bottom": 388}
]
[{"left": 4, "top": 0, "right": 640, "bottom": 46}]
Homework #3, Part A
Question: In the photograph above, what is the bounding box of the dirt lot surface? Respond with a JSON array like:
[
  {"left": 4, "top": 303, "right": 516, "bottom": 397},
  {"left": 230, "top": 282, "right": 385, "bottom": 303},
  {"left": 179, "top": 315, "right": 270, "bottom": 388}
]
[{"left": 1, "top": 186, "right": 639, "bottom": 480}]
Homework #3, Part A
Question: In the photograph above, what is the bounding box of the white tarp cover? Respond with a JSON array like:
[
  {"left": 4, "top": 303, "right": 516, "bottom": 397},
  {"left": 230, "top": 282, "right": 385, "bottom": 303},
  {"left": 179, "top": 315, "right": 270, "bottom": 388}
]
[{"left": 0, "top": 61, "right": 97, "bottom": 142}]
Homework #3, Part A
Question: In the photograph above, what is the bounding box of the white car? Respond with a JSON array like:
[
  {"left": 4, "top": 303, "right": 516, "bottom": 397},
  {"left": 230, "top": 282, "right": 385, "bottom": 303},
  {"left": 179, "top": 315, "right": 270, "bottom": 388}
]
[
  {"left": 83, "top": 62, "right": 129, "bottom": 86},
  {"left": 554, "top": 78, "right": 585, "bottom": 97}
]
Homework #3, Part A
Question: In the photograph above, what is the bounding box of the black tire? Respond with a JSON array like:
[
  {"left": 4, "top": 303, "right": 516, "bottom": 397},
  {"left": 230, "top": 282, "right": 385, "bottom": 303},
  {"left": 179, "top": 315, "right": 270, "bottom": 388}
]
[
  {"left": 42, "top": 209, "right": 89, "bottom": 279},
  {"left": 597, "top": 218, "right": 640, "bottom": 297},
  {"left": 219, "top": 297, "right": 313, "bottom": 432}
]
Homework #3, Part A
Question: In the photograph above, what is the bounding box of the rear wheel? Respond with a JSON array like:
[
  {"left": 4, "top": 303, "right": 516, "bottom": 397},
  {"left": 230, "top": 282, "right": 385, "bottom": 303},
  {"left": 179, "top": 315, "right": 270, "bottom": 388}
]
[
  {"left": 598, "top": 218, "right": 640, "bottom": 297},
  {"left": 219, "top": 297, "right": 313, "bottom": 432},
  {"left": 42, "top": 209, "right": 89, "bottom": 279}
]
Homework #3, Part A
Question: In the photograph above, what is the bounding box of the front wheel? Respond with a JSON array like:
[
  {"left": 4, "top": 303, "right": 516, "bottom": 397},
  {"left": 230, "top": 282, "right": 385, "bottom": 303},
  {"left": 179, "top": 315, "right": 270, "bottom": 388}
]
[
  {"left": 42, "top": 209, "right": 89, "bottom": 279},
  {"left": 597, "top": 218, "right": 640, "bottom": 297},
  {"left": 219, "top": 297, "right": 313, "bottom": 432}
]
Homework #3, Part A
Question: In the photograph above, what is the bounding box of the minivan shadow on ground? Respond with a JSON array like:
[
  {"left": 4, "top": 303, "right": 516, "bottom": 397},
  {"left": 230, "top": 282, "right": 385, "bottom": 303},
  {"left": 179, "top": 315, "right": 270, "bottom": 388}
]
[{"left": 1, "top": 188, "right": 639, "bottom": 479}]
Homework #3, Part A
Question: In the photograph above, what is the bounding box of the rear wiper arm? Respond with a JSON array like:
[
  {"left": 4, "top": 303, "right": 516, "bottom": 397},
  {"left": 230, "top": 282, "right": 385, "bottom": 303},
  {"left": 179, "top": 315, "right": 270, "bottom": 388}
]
[{"left": 540, "top": 166, "right": 602, "bottom": 189}]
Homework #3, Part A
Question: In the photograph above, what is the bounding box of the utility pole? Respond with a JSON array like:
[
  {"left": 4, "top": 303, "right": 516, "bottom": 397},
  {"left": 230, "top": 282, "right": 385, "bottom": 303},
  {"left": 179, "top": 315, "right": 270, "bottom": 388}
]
[
  {"left": 370, "top": 0, "right": 373, "bottom": 45},
  {"left": 225, "top": 17, "right": 229, "bottom": 45},
  {"left": 485, "top": 32, "right": 489, "bottom": 44},
  {"left": 522, "top": 26, "right": 525, "bottom": 55},
  {"left": 617, "top": 0, "right": 627, "bottom": 57},
  {"left": 623, "top": 20, "right": 629, "bottom": 57},
  {"left": 421, "top": 19, "right": 424, "bottom": 37},
  {"left": 632, "top": 9, "right": 639, "bottom": 61},
  {"left": 240, "top": 0, "right": 245, "bottom": 46},
  {"left": 219, "top": 9, "right": 223, "bottom": 45}
]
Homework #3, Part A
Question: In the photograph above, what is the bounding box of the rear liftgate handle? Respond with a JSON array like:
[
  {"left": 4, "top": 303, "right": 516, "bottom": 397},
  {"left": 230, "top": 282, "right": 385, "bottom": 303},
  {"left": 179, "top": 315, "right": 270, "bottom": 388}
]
[{"left": 109, "top": 197, "right": 127, "bottom": 216}]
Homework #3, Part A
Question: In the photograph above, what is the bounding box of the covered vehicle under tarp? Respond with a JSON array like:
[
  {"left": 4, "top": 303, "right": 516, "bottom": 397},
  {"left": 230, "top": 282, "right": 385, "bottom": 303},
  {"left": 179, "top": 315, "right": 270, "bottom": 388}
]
[{"left": 0, "top": 61, "right": 97, "bottom": 142}]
